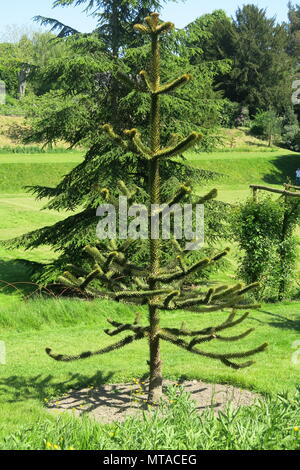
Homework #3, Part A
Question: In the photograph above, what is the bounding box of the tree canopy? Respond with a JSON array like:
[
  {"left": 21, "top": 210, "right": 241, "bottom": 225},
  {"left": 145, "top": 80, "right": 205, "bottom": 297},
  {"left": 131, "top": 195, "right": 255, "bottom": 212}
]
[
  {"left": 6, "top": 0, "right": 229, "bottom": 284},
  {"left": 184, "top": 5, "right": 295, "bottom": 115},
  {"left": 3, "top": 2, "right": 300, "bottom": 284}
]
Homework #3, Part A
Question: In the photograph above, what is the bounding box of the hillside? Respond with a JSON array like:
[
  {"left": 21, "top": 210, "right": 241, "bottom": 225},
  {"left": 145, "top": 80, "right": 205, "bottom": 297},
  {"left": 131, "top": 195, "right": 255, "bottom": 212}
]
[
  {"left": 0, "top": 115, "right": 73, "bottom": 150},
  {"left": 0, "top": 115, "right": 25, "bottom": 147},
  {"left": 187, "top": 128, "right": 300, "bottom": 203},
  {"left": 0, "top": 127, "right": 298, "bottom": 300}
]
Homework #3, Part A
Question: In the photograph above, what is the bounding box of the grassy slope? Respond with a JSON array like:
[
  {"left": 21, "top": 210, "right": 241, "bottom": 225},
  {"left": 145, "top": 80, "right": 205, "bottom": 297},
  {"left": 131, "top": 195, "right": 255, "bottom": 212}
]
[
  {"left": 186, "top": 134, "right": 300, "bottom": 279},
  {"left": 0, "top": 152, "right": 83, "bottom": 193},
  {"left": 0, "top": 115, "right": 70, "bottom": 149},
  {"left": 0, "top": 151, "right": 83, "bottom": 307},
  {"left": 0, "top": 127, "right": 300, "bottom": 440},
  {"left": 0, "top": 116, "right": 25, "bottom": 147},
  {"left": 190, "top": 148, "right": 297, "bottom": 203},
  {"left": 0, "top": 298, "right": 300, "bottom": 438},
  {"left": 181, "top": 128, "right": 299, "bottom": 203}
]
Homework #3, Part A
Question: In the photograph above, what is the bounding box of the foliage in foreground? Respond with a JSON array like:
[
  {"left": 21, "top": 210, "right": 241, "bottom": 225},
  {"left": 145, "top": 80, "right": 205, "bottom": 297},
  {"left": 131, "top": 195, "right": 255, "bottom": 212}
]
[
  {"left": 1, "top": 386, "right": 300, "bottom": 450},
  {"left": 233, "top": 195, "right": 300, "bottom": 301}
]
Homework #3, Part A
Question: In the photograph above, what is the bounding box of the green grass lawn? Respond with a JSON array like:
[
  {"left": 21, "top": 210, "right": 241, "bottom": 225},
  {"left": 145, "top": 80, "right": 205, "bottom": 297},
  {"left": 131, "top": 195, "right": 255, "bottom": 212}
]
[
  {"left": 0, "top": 151, "right": 83, "bottom": 193},
  {"left": 0, "top": 193, "right": 69, "bottom": 308},
  {"left": 0, "top": 151, "right": 83, "bottom": 308},
  {"left": 188, "top": 147, "right": 300, "bottom": 203},
  {"left": 0, "top": 297, "right": 300, "bottom": 440},
  {"left": 0, "top": 139, "right": 300, "bottom": 448}
]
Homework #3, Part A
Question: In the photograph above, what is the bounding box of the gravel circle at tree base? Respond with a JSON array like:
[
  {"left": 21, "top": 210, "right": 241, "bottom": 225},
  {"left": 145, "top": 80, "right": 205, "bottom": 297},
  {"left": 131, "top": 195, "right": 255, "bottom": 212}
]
[{"left": 47, "top": 379, "right": 260, "bottom": 424}]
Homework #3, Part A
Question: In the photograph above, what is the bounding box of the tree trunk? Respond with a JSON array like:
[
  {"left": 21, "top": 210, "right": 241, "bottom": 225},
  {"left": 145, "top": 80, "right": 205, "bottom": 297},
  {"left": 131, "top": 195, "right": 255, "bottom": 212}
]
[
  {"left": 18, "top": 66, "right": 30, "bottom": 99},
  {"left": 148, "top": 27, "right": 163, "bottom": 404},
  {"left": 268, "top": 134, "right": 272, "bottom": 147},
  {"left": 148, "top": 304, "right": 163, "bottom": 403},
  {"left": 278, "top": 197, "right": 289, "bottom": 300}
]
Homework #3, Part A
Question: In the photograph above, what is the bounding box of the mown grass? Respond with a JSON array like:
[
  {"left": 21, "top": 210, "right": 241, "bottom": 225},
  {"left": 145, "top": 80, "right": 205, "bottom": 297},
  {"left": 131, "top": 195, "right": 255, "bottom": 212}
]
[
  {"left": 0, "top": 192, "right": 74, "bottom": 308},
  {"left": 0, "top": 297, "right": 300, "bottom": 443},
  {"left": 0, "top": 153, "right": 82, "bottom": 193},
  {"left": 188, "top": 147, "right": 300, "bottom": 203},
  {"left": 0, "top": 194, "right": 68, "bottom": 238},
  {"left": 0, "top": 146, "right": 79, "bottom": 154},
  {"left": 0, "top": 130, "right": 300, "bottom": 449},
  {"left": 0, "top": 150, "right": 83, "bottom": 307}
]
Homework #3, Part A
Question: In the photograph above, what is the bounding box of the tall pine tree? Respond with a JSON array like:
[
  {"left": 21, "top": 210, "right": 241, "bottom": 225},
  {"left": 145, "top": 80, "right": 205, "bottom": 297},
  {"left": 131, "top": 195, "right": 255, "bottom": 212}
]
[
  {"left": 7, "top": 1, "right": 229, "bottom": 284},
  {"left": 35, "top": 0, "right": 177, "bottom": 51},
  {"left": 287, "top": 2, "right": 300, "bottom": 58},
  {"left": 185, "top": 5, "right": 294, "bottom": 116}
]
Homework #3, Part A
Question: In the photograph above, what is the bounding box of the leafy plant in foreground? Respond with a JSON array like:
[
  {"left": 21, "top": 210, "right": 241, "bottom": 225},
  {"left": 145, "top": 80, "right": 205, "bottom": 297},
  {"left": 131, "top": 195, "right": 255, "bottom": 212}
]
[
  {"left": 233, "top": 195, "right": 300, "bottom": 301},
  {"left": 2, "top": 388, "right": 300, "bottom": 450}
]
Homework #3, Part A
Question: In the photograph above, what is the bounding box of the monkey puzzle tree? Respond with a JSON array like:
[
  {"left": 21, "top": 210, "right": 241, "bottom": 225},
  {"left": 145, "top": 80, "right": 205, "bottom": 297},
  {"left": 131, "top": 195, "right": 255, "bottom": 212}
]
[
  {"left": 7, "top": 1, "right": 228, "bottom": 285},
  {"left": 45, "top": 13, "right": 267, "bottom": 404}
]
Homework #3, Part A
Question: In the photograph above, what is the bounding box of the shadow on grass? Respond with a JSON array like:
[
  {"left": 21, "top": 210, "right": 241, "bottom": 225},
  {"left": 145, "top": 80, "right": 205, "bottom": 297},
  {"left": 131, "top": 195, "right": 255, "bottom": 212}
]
[
  {"left": 250, "top": 309, "right": 300, "bottom": 331},
  {"left": 0, "top": 259, "right": 42, "bottom": 297},
  {"left": 0, "top": 370, "right": 228, "bottom": 416},
  {"left": 262, "top": 153, "right": 300, "bottom": 185},
  {"left": 0, "top": 370, "right": 115, "bottom": 403},
  {"left": 0, "top": 371, "right": 158, "bottom": 417},
  {"left": 244, "top": 140, "right": 271, "bottom": 149}
]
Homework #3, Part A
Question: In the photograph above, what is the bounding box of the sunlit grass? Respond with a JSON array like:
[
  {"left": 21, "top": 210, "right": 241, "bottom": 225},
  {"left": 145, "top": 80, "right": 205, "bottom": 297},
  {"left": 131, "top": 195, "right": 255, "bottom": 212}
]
[
  {"left": 0, "top": 131, "right": 300, "bottom": 448},
  {"left": 0, "top": 297, "right": 300, "bottom": 440},
  {"left": 2, "top": 386, "right": 300, "bottom": 450}
]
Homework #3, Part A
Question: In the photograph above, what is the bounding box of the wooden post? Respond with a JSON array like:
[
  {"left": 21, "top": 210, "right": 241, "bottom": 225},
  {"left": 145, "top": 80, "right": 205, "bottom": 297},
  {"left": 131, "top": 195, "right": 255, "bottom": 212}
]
[
  {"left": 252, "top": 187, "right": 258, "bottom": 202},
  {"left": 250, "top": 185, "right": 300, "bottom": 198}
]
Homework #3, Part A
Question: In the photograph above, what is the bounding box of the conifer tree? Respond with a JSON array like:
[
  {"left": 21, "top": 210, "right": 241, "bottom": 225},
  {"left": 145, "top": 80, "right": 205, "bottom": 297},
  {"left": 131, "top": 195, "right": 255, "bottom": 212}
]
[
  {"left": 186, "top": 5, "right": 293, "bottom": 116},
  {"left": 7, "top": 3, "right": 228, "bottom": 284},
  {"left": 35, "top": 0, "right": 177, "bottom": 52},
  {"left": 45, "top": 13, "right": 267, "bottom": 404},
  {"left": 287, "top": 2, "right": 300, "bottom": 58}
]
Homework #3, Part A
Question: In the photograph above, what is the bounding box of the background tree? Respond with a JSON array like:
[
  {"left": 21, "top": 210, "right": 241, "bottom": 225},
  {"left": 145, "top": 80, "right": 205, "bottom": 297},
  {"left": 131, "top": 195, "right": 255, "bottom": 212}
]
[
  {"left": 230, "top": 5, "right": 293, "bottom": 115},
  {"left": 0, "top": 32, "right": 69, "bottom": 99},
  {"left": 186, "top": 5, "right": 294, "bottom": 116},
  {"left": 250, "top": 109, "right": 282, "bottom": 147},
  {"left": 45, "top": 13, "right": 267, "bottom": 404},
  {"left": 287, "top": 2, "right": 300, "bottom": 58},
  {"left": 7, "top": 0, "right": 229, "bottom": 284},
  {"left": 0, "top": 43, "right": 20, "bottom": 98},
  {"left": 184, "top": 10, "right": 233, "bottom": 66},
  {"left": 35, "top": 0, "right": 178, "bottom": 51}
]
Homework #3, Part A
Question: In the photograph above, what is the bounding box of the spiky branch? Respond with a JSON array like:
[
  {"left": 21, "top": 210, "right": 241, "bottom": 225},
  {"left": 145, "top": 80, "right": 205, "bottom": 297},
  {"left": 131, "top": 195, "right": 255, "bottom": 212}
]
[{"left": 46, "top": 13, "right": 267, "bottom": 404}]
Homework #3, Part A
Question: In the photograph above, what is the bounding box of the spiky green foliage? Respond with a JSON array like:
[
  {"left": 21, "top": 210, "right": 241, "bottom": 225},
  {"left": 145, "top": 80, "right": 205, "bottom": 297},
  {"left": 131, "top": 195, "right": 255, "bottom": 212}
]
[
  {"left": 6, "top": 5, "right": 229, "bottom": 284},
  {"left": 45, "top": 13, "right": 267, "bottom": 404},
  {"left": 35, "top": 0, "right": 177, "bottom": 49}
]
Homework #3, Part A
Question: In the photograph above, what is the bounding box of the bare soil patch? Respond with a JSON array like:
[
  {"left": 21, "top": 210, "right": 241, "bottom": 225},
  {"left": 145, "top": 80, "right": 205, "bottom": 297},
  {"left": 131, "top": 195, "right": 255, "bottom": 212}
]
[{"left": 47, "top": 379, "right": 260, "bottom": 424}]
